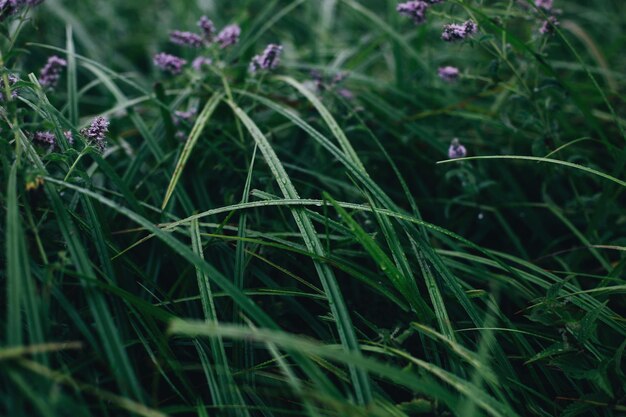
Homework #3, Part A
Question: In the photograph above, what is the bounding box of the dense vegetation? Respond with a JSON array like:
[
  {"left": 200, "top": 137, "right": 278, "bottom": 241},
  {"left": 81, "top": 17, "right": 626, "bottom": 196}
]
[{"left": 1, "top": 0, "right": 625, "bottom": 416}]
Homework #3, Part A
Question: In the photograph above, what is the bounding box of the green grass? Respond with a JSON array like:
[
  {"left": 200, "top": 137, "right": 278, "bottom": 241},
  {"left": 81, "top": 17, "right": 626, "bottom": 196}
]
[{"left": 1, "top": 0, "right": 625, "bottom": 416}]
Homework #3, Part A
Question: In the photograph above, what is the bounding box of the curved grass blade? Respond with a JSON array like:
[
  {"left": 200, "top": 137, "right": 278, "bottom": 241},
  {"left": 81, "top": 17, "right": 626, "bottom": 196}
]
[
  {"left": 18, "top": 359, "right": 166, "bottom": 417},
  {"left": 233, "top": 145, "right": 258, "bottom": 382},
  {"left": 162, "top": 93, "right": 223, "bottom": 209},
  {"left": 324, "top": 193, "right": 433, "bottom": 318},
  {"left": 65, "top": 25, "right": 78, "bottom": 125},
  {"left": 340, "top": 0, "right": 422, "bottom": 64},
  {"left": 170, "top": 320, "right": 519, "bottom": 417},
  {"left": 191, "top": 219, "right": 248, "bottom": 417},
  {"left": 226, "top": 100, "right": 373, "bottom": 405},
  {"left": 239, "top": 90, "right": 466, "bottom": 343},
  {"left": 7, "top": 170, "right": 45, "bottom": 362},
  {"left": 276, "top": 76, "right": 366, "bottom": 173},
  {"left": 43, "top": 176, "right": 342, "bottom": 401},
  {"left": 16, "top": 106, "right": 144, "bottom": 400},
  {"left": 437, "top": 155, "right": 626, "bottom": 188},
  {"left": 6, "top": 163, "right": 25, "bottom": 346}
]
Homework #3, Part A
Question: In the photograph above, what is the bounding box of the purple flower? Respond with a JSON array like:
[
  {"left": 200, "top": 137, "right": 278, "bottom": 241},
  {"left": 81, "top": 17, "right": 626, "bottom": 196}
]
[
  {"left": 442, "top": 23, "right": 466, "bottom": 42},
  {"left": 0, "top": 73, "right": 19, "bottom": 101},
  {"left": 332, "top": 72, "right": 349, "bottom": 85},
  {"left": 0, "top": 0, "right": 21, "bottom": 20},
  {"left": 337, "top": 88, "right": 355, "bottom": 100},
  {"left": 192, "top": 56, "right": 212, "bottom": 71},
  {"left": 310, "top": 70, "right": 352, "bottom": 96},
  {"left": 198, "top": 16, "right": 215, "bottom": 40},
  {"left": 81, "top": 116, "right": 109, "bottom": 152},
  {"left": 396, "top": 1, "right": 429, "bottom": 25},
  {"left": 64, "top": 130, "right": 74, "bottom": 146},
  {"left": 39, "top": 55, "right": 67, "bottom": 89},
  {"left": 310, "top": 70, "right": 325, "bottom": 91},
  {"left": 154, "top": 52, "right": 187, "bottom": 74},
  {"left": 464, "top": 20, "right": 478, "bottom": 35},
  {"left": 173, "top": 108, "right": 196, "bottom": 141},
  {"left": 216, "top": 24, "right": 241, "bottom": 48},
  {"left": 170, "top": 30, "right": 204, "bottom": 47},
  {"left": 442, "top": 20, "right": 478, "bottom": 42},
  {"left": 174, "top": 109, "right": 197, "bottom": 125},
  {"left": 0, "top": 0, "right": 44, "bottom": 21},
  {"left": 33, "top": 131, "right": 55, "bottom": 147},
  {"left": 438, "top": 66, "right": 460, "bottom": 82},
  {"left": 539, "top": 16, "right": 559, "bottom": 35},
  {"left": 249, "top": 44, "right": 283, "bottom": 73},
  {"left": 535, "top": 0, "right": 553, "bottom": 10},
  {"left": 448, "top": 138, "right": 467, "bottom": 159}
]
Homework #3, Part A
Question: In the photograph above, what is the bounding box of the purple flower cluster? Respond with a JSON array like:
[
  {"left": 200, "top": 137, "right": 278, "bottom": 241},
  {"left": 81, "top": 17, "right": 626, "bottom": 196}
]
[
  {"left": 395, "top": 0, "right": 476, "bottom": 92},
  {"left": 173, "top": 108, "right": 197, "bottom": 141},
  {"left": 533, "top": 1, "right": 559, "bottom": 36},
  {"left": 0, "top": 0, "right": 44, "bottom": 21},
  {"left": 438, "top": 66, "right": 460, "bottom": 82},
  {"left": 0, "top": 73, "right": 19, "bottom": 101},
  {"left": 32, "top": 130, "right": 74, "bottom": 149},
  {"left": 535, "top": 0, "right": 553, "bottom": 10},
  {"left": 216, "top": 24, "right": 241, "bottom": 48},
  {"left": 249, "top": 44, "right": 283, "bottom": 73},
  {"left": 442, "top": 20, "right": 478, "bottom": 42},
  {"left": 64, "top": 130, "right": 74, "bottom": 146},
  {"left": 174, "top": 109, "right": 196, "bottom": 124},
  {"left": 81, "top": 116, "right": 109, "bottom": 152},
  {"left": 394, "top": 0, "right": 474, "bottom": 81},
  {"left": 192, "top": 56, "right": 212, "bottom": 71},
  {"left": 169, "top": 16, "right": 215, "bottom": 47},
  {"left": 0, "top": 0, "right": 20, "bottom": 18},
  {"left": 154, "top": 52, "right": 187, "bottom": 74},
  {"left": 448, "top": 138, "right": 467, "bottom": 159},
  {"left": 396, "top": 1, "right": 429, "bottom": 25},
  {"left": 170, "top": 31, "right": 204, "bottom": 47},
  {"left": 396, "top": 0, "right": 448, "bottom": 25},
  {"left": 39, "top": 55, "right": 67, "bottom": 89},
  {"left": 198, "top": 16, "right": 216, "bottom": 40},
  {"left": 154, "top": 16, "right": 242, "bottom": 75},
  {"left": 539, "top": 15, "right": 559, "bottom": 35},
  {"left": 310, "top": 70, "right": 354, "bottom": 99},
  {"left": 33, "top": 131, "right": 55, "bottom": 147}
]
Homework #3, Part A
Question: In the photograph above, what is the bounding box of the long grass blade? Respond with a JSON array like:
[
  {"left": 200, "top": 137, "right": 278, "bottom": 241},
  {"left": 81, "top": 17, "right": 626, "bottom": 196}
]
[
  {"left": 227, "top": 100, "right": 373, "bottom": 405},
  {"left": 162, "top": 93, "right": 223, "bottom": 209}
]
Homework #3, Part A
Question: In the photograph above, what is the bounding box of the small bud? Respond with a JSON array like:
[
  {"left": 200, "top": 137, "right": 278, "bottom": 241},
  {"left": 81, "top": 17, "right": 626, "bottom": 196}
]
[
  {"left": 39, "top": 55, "right": 67, "bottom": 89},
  {"left": 249, "top": 44, "right": 283, "bottom": 73},
  {"left": 216, "top": 24, "right": 241, "bottom": 48},
  {"left": 396, "top": 1, "right": 429, "bottom": 25},
  {"left": 448, "top": 138, "right": 467, "bottom": 159},
  {"left": 154, "top": 53, "right": 187, "bottom": 74},
  {"left": 438, "top": 66, "right": 460, "bottom": 82}
]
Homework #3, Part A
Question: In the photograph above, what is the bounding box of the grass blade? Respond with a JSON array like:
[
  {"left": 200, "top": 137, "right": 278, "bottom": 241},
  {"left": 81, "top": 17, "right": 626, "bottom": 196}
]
[
  {"left": 437, "top": 155, "right": 626, "bottom": 188},
  {"left": 227, "top": 100, "right": 373, "bottom": 405},
  {"left": 162, "top": 93, "right": 223, "bottom": 209}
]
